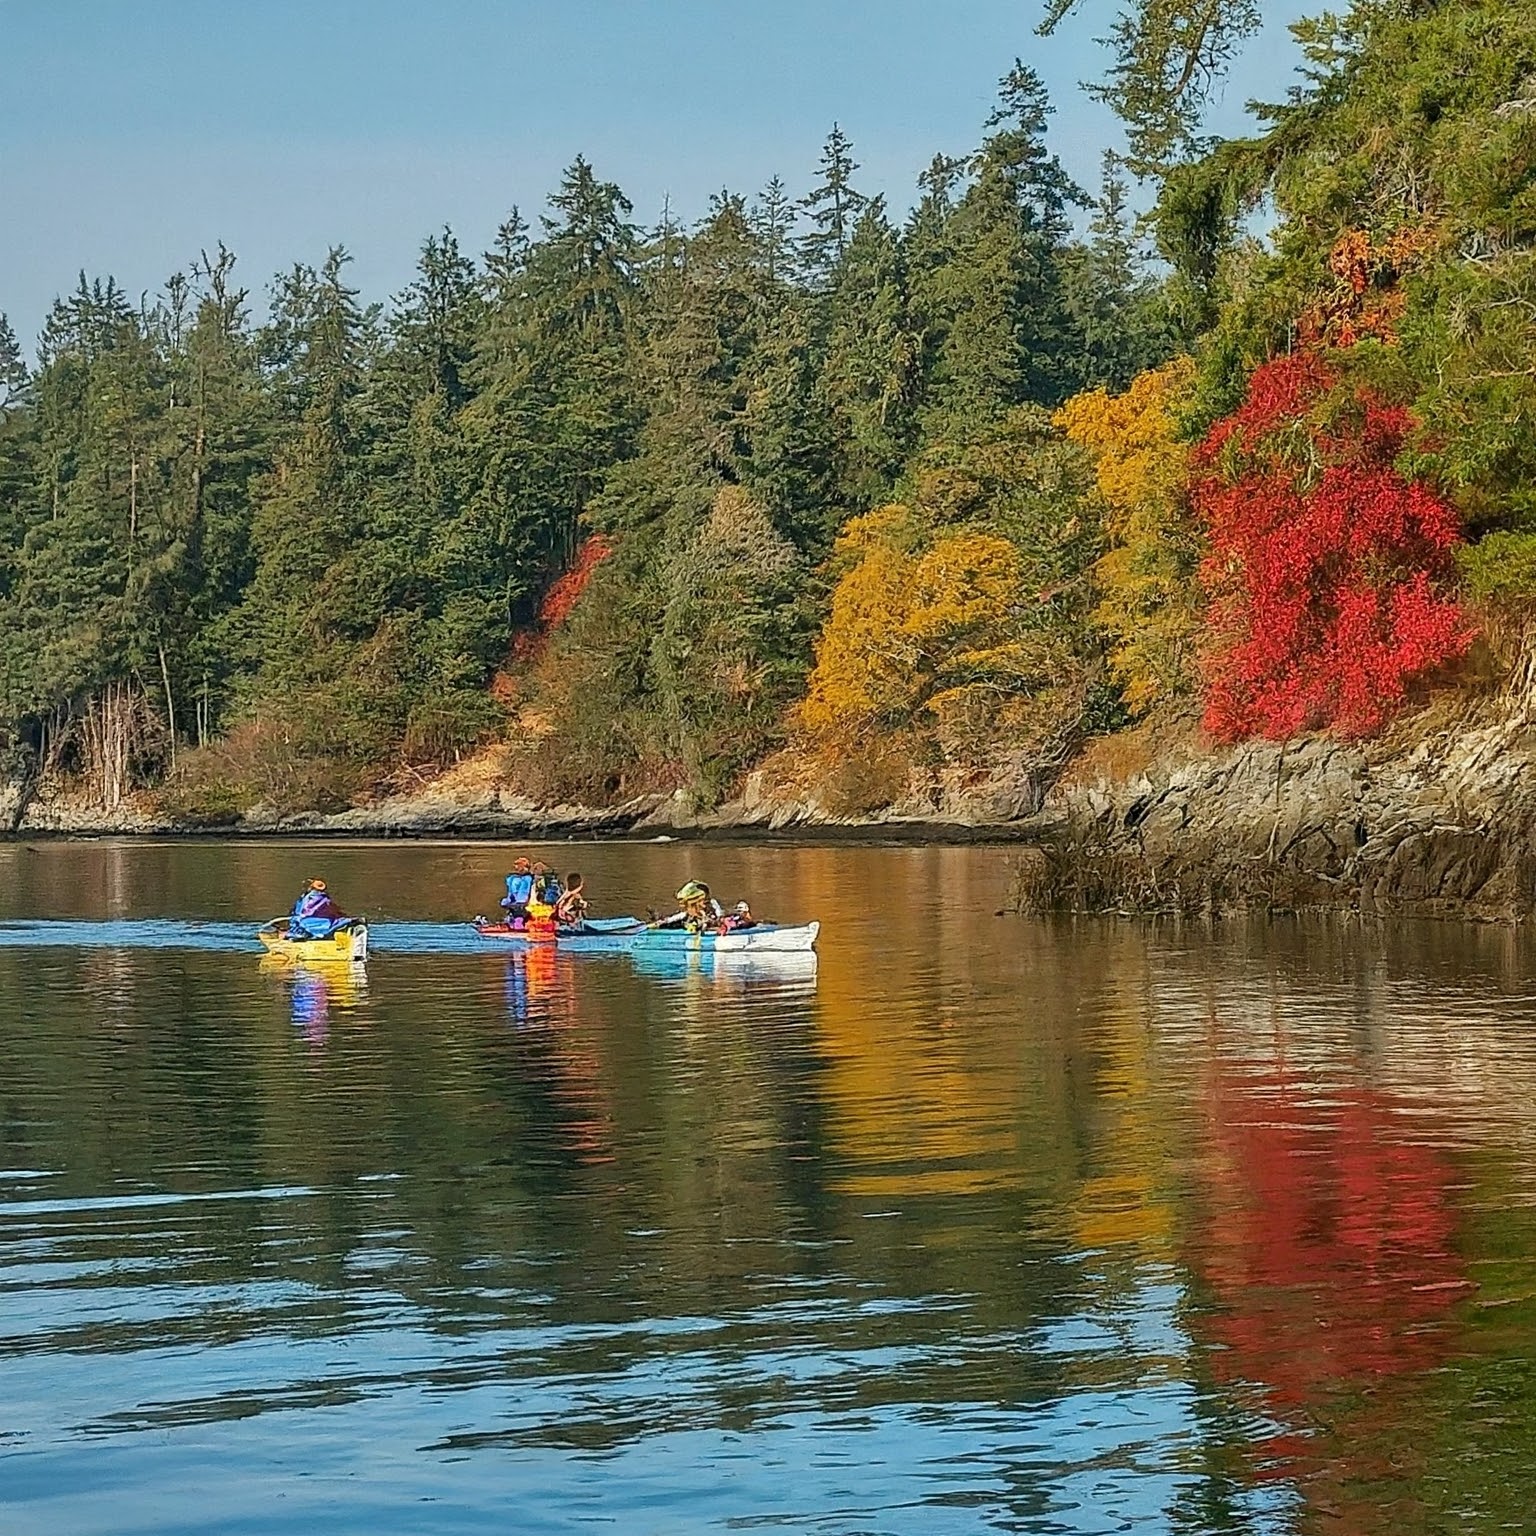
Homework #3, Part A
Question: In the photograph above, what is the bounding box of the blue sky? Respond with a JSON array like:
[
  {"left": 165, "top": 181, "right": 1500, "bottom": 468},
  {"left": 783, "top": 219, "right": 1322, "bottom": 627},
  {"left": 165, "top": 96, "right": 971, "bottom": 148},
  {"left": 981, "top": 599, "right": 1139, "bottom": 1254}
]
[{"left": 1, "top": 0, "right": 1306, "bottom": 352}]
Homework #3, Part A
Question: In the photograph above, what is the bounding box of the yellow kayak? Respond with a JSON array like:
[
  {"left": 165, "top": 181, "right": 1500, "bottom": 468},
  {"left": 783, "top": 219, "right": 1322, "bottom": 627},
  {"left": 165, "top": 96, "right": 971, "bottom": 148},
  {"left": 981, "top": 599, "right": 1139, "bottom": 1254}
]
[{"left": 257, "top": 921, "right": 369, "bottom": 963}]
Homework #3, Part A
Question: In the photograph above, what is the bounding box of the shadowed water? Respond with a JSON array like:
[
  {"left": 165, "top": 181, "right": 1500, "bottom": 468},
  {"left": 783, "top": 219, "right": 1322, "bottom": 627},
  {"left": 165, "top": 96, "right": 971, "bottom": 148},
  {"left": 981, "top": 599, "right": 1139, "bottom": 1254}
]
[{"left": 2, "top": 839, "right": 1535, "bottom": 1534}]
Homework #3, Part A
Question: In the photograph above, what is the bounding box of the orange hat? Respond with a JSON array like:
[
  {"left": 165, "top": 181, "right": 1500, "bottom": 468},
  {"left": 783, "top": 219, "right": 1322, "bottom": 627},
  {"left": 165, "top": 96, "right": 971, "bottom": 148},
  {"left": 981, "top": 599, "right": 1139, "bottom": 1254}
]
[
  {"left": 308, "top": 878, "right": 327, "bottom": 892},
  {"left": 513, "top": 857, "right": 531, "bottom": 870}
]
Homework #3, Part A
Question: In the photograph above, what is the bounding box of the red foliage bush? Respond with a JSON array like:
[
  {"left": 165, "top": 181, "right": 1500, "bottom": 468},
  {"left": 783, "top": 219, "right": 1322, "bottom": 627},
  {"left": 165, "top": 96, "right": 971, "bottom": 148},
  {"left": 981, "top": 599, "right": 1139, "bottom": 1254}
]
[
  {"left": 1194, "top": 354, "right": 1472, "bottom": 740},
  {"left": 509, "top": 534, "right": 614, "bottom": 662},
  {"left": 539, "top": 534, "right": 613, "bottom": 629}
]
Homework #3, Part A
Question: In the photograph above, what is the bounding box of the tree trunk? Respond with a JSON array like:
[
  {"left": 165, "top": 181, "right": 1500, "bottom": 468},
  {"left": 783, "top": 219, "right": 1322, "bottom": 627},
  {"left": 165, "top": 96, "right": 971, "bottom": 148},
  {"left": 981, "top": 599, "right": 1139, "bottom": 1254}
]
[
  {"left": 84, "top": 681, "right": 136, "bottom": 811},
  {"left": 158, "top": 645, "right": 177, "bottom": 772}
]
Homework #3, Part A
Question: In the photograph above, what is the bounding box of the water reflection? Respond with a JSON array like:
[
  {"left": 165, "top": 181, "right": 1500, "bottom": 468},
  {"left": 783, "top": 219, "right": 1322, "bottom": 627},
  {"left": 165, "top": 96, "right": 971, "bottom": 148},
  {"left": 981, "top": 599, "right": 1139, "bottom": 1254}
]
[
  {"left": 257, "top": 955, "right": 370, "bottom": 1045},
  {"left": 3, "top": 846, "right": 1536, "bottom": 1535},
  {"left": 502, "top": 944, "right": 566, "bottom": 1028}
]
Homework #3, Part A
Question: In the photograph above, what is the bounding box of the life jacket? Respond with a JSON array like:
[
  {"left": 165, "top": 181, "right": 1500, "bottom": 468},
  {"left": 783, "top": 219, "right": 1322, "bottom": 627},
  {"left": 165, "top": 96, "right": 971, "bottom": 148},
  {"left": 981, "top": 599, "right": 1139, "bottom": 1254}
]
[
  {"left": 294, "top": 889, "right": 342, "bottom": 921},
  {"left": 505, "top": 872, "right": 535, "bottom": 904}
]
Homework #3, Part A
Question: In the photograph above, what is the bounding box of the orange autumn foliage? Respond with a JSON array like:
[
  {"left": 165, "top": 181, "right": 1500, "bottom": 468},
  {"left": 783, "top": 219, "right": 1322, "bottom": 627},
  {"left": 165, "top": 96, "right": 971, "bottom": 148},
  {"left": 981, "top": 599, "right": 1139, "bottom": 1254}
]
[
  {"left": 507, "top": 534, "right": 615, "bottom": 666},
  {"left": 800, "top": 508, "right": 1064, "bottom": 752},
  {"left": 1295, "top": 225, "right": 1438, "bottom": 349}
]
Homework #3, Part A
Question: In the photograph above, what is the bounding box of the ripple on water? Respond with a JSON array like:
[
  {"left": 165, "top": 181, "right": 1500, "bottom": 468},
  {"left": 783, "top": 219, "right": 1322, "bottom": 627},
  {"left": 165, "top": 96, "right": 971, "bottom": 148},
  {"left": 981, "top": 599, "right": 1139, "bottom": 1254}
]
[{"left": 3, "top": 850, "right": 1536, "bottom": 1533}]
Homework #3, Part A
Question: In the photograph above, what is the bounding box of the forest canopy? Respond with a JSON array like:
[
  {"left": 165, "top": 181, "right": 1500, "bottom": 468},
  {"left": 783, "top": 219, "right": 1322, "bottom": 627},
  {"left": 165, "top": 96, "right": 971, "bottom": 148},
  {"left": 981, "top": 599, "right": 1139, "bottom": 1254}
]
[{"left": 4, "top": 1, "right": 1534, "bottom": 821}]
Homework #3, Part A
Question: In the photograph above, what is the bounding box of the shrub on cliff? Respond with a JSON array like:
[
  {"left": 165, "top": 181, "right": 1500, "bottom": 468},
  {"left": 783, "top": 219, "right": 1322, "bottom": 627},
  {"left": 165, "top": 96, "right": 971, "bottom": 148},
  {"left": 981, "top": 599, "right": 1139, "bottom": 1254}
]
[{"left": 1193, "top": 353, "right": 1472, "bottom": 740}]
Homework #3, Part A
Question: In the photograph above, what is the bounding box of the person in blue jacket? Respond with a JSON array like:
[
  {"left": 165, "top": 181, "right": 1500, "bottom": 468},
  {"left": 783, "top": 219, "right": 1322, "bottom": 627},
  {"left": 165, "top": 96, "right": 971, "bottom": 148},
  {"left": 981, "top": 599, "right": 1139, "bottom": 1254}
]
[
  {"left": 501, "top": 857, "right": 535, "bottom": 922},
  {"left": 289, "top": 878, "right": 349, "bottom": 939}
]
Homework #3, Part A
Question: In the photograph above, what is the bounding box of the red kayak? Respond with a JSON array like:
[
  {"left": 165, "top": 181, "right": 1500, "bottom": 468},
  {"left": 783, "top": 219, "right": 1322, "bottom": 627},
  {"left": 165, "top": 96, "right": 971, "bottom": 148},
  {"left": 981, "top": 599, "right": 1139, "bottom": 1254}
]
[{"left": 473, "top": 918, "right": 558, "bottom": 944}]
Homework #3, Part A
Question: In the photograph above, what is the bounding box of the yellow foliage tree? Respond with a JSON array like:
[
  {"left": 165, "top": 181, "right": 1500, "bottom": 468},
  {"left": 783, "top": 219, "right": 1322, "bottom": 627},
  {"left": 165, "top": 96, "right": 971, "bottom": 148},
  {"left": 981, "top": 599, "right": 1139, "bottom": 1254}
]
[
  {"left": 797, "top": 408, "right": 1100, "bottom": 810},
  {"left": 1056, "top": 358, "right": 1202, "bottom": 713},
  {"left": 801, "top": 523, "right": 1075, "bottom": 752},
  {"left": 798, "top": 530, "right": 918, "bottom": 738}
]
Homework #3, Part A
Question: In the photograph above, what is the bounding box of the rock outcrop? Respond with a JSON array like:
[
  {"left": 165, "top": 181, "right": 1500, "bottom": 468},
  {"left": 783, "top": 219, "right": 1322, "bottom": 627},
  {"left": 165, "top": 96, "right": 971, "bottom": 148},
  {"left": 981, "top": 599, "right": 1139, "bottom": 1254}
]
[{"left": 1009, "top": 686, "right": 1536, "bottom": 921}]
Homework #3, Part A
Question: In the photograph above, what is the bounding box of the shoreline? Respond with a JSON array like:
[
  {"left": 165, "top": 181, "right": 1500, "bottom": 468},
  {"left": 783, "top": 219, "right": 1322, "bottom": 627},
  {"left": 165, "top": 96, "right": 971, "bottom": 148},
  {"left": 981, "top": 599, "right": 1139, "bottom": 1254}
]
[
  {"left": 12, "top": 683, "right": 1536, "bottom": 924},
  {"left": 0, "top": 807, "right": 1041, "bottom": 848}
]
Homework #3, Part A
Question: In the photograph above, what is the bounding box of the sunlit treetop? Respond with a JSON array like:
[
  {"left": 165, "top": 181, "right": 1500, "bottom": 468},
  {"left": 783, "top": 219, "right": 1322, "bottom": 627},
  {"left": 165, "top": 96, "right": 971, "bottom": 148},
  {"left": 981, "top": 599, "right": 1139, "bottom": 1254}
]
[{"left": 1038, "top": 0, "right": 1264, "bottom": 172}]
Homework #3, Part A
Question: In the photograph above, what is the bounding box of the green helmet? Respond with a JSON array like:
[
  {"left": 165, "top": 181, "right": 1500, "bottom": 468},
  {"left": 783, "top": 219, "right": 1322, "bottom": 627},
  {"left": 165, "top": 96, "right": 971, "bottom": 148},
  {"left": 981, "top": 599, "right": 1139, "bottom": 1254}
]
[{"left": 676, "top": 880, "right": 706, "bottom": 902}]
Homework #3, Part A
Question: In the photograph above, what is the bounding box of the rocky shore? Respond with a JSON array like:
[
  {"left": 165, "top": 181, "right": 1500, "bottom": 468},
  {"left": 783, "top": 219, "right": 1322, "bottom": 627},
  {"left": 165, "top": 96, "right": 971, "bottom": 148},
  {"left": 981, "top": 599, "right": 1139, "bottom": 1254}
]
[
  {"left": 0, "top": 772, "right": 1036, "bottom": 846},
  {"left": 1010, "top": 680, "right": 1536, "bottom": 922},
  {"left": 10, "top": 678, "right": 1536, "bottom": 922}
]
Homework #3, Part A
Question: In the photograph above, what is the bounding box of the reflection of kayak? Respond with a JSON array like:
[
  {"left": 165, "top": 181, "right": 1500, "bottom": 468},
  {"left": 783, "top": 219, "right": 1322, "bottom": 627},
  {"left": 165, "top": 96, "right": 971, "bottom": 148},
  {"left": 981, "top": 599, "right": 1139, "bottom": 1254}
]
[
  {"left": 473, "top": 918, "right": 819, "bottom": 954},
  {"left": 258, "top": 952, "right": 369, "bottom": 998},
  {"left": 257, "top": 921, "right": 369, "bottom": 963},
  {"left": 630, "top": 946, "right": 820, "bottom": 988}
]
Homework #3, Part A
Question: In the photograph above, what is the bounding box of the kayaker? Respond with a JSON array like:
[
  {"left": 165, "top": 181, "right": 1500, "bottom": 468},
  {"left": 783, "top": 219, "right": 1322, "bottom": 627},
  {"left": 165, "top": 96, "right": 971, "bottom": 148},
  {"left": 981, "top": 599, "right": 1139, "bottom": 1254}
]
[
  {"left": 533, "top": 862, "right": 563, "bottom": 905},
  {"left": 722, "top": 900, "right": 756, "bottom": 931},
  {"left": 554, "top": 872, "right": 588, "bottom": 928},
  {"left": 656, "top": 880, "right": 724, "bottom": 932},
  {"left": 289, "top": 878, "right": 349, "bottom": 939},
  {"left": 502, "top": 857, "right": 535, "bottom": 920}
]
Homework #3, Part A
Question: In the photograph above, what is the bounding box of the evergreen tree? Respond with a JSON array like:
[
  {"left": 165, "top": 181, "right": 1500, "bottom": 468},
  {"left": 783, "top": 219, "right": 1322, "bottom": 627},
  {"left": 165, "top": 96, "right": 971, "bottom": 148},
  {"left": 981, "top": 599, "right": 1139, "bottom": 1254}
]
[
  {"left": 460, "top": 159, "right": 642, "bottom": 656},
  {"left": 799, "top": 124, "right": 868, "bottom": 281},
  {"left": 0, "top": 314, "right": 27, "bottom": 418},
  {"left": 0, "top": 314, "right": 33, "bottom": 616},
  {"left": 238, "top": 249, "right": 377, "bottom": 720},
  {"left": 1038, "top": 0, "right": 1264, "bottom": 173},
  {"left": 921, "top": 63, "right": 1085, "bottom": 431},
  {"left": 751, "top": 176, "right": 798, "bottom": 284},
  {"left": 821, "top": 198, "right": 920, "bottom": 504},
  {"left": 1059, "top": 154, "right": 1179, "bottom": 394},
  {"left": 172, "top": 248, "right": 272, "bottom": 741}
]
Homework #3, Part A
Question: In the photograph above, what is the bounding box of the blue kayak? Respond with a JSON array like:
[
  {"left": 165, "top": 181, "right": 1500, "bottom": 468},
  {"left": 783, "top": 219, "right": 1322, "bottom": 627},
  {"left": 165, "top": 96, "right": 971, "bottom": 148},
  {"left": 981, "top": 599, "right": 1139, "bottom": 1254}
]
[{"left": 473, "top": 918, "right": 819, "bottom": 953}]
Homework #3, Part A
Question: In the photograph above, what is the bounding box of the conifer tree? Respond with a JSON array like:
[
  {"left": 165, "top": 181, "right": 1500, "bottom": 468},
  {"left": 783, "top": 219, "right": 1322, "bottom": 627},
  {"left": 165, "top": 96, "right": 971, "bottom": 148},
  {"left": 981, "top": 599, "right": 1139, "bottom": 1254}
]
[
  {"left": 1060, "top": 154, "right": 1178, "bottom": 394},
  {"left": 239, "top": 249, "right": 375, "bottom": 707},
  {"left": 1038, "top": 0, "right": 1264, "bottom": 173},
  {"left": 921, "top": 64, "right": 1084, "bottom": 432},
  {"left": 0, "top": 314, "right": 27, "bottom": 418},
  {"left": 751, "top": 176, "right": 798, "bottom": 284},
  {"left": 800, "top": 125, "right": 868, "bottom": 281},
  {"left": 821, "top": 198, "right": 919, "bottom": 504}
]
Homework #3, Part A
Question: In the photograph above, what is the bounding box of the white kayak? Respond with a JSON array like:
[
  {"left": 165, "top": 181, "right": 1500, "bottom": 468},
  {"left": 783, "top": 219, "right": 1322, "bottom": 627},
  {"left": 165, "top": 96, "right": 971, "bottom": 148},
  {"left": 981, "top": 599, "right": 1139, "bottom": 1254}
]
[{"left": 631, "top": 920, "right": 820, "bottom": 954}]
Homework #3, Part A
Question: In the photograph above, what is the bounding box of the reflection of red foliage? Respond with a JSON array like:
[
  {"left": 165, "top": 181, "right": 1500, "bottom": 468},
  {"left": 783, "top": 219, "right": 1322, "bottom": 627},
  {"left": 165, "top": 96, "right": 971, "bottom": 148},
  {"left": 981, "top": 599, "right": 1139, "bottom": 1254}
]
[
  {"left": 510, "top": 535, "right": 614, "bottom": 663},
  {"left": 1194, "top": 355, "right": 1472, "bottom": 741},
  {"left": 1192, "top": 1071, "right": 1469, "bottom": 1422}
]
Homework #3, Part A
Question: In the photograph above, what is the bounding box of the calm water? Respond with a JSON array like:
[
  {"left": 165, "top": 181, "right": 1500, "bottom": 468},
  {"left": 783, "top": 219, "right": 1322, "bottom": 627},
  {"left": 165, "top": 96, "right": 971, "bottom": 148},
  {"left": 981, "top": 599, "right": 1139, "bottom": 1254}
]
[{"left": 2, "top": 839, "right": 1536, "bottom": 1535}]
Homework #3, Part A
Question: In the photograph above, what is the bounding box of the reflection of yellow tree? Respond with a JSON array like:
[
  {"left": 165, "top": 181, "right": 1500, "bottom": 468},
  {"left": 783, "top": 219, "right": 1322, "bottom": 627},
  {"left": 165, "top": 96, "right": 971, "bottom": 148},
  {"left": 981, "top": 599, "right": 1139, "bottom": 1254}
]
[
  {"left": 798, "top": 850, "right": 1187, "bottom": 1218},
  {"left": 1067, "top": 977, "right": 1178, "bottom": 1259},
  {"left": 798, "top": 848, "right": 1019, "bottom": 1200}
]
